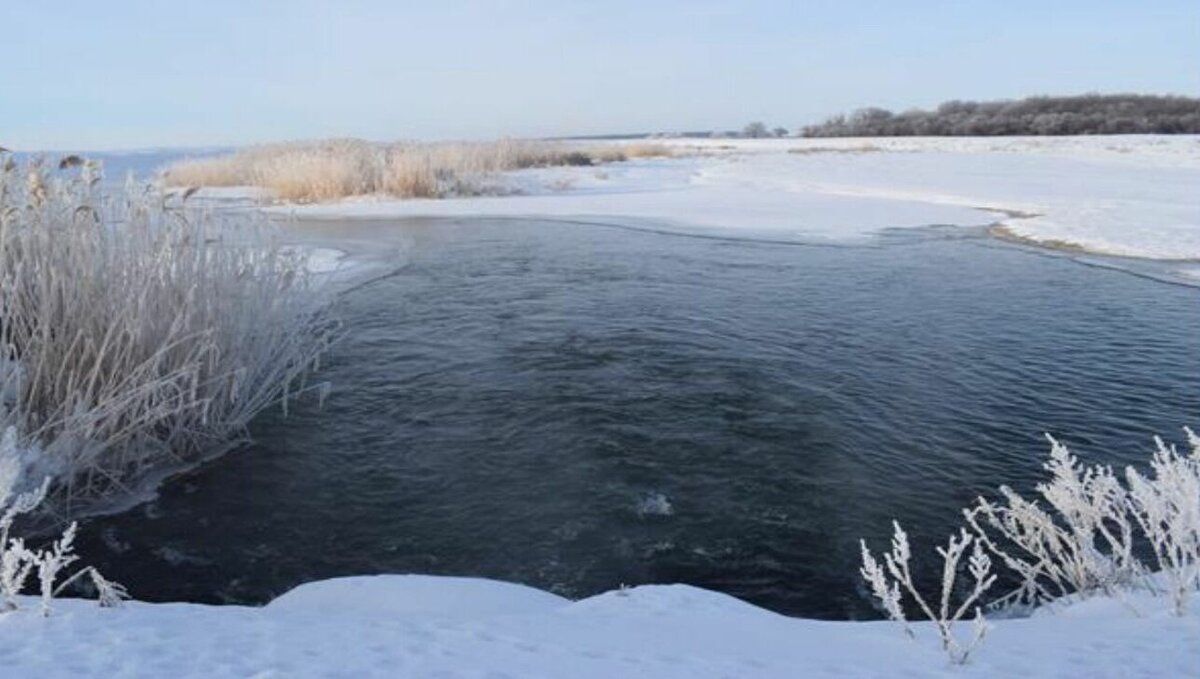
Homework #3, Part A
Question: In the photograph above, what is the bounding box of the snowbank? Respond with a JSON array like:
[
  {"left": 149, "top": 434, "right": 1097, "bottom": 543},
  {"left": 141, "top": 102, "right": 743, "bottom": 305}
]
[
  {"left": 1, "top": 575, "right": 1195, "bottom": 678},
  {"left": 265, "top": 135, "right": 1200, "bottom": 263}
]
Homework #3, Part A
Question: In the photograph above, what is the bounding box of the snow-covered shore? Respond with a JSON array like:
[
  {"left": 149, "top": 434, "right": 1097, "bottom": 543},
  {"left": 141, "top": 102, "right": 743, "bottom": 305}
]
[
  {"left": 2, "top": 575, "right": 1195, "bottom": 678},
  {"left": 262, "top": 135, "right": 1200, "bottom": 265}
]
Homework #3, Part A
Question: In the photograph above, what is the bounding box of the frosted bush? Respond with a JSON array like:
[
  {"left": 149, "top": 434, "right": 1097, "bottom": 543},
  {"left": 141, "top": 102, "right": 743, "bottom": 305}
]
[
  {"left": 1125, "top": 431, "right": 1200, "bottom": 615},
  {"left": 964, "top": 435, "right": 1139, "bottom": 609},
  {"left": 862, "top": 428, "right": 1200, "bottom": 665}
]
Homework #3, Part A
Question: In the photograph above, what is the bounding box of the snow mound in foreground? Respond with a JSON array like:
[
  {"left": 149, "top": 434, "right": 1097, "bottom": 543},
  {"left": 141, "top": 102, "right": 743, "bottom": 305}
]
[
  {"left": 266, "top": 574, "right": 569, "bottom": 622},
  {"left": 1, "top": 575, "right": 1197, "bottom": 678}
]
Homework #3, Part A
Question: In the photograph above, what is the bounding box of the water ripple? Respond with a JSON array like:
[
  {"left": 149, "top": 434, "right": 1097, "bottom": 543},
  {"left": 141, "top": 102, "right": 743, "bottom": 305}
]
[{"left": 76, "top": 217, "right": 1200, "bottom": 620}]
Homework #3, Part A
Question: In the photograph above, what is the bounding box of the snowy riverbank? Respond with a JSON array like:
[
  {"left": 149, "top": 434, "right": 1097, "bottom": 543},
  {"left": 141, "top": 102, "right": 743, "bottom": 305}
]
[
  {"left": 259, "top": 135, "right": 1200, "bottom": 267},
  {"left": 2, "top": 575, "right": 1195, "bottom": 678}
]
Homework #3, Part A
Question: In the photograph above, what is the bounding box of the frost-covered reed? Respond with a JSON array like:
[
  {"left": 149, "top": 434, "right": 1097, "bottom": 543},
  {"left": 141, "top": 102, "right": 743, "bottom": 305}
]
[
  {"left": 0, "top": 153, "right": 335, "bottom": 515},
  {"left": 163, "top": 139, "right": 672, "bottom": 202}
]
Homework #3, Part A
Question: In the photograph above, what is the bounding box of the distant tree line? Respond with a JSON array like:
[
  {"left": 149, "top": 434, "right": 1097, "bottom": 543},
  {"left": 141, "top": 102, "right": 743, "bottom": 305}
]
[
  {"left": 742, "top": 122, "right": 790, "bottom": 138},
  {"left": 800, "top": 94, "right": 1200, "bottom": 137}
]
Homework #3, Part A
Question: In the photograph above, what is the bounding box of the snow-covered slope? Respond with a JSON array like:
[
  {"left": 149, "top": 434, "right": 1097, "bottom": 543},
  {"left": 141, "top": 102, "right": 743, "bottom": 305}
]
[
  {"left": 2, "top": 575, "right": 1195, "bottom": 678},
  {"left": 266, "top": 135, "right": 1200, "bottom": 263}
]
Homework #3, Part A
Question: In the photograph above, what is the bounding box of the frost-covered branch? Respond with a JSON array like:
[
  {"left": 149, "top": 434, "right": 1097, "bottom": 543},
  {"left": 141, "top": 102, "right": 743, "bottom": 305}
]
[
  {"left": 964, "top": 435, "right": 1145, "bottom": 610},
  {"left": 35, "top": 522, "right": 78, "bottom": 617},
  {"left": 860, "top": 522, "right": 994, "bottom": 664},
  {"left": 1125, "top": 431, "right": 1200, "bottom": 616},
  {"left": 0, "top": 428, "right": 125, "bottom": 615},
  {"left": 859, "top": 539, "right": 910, "bottom": 636}
]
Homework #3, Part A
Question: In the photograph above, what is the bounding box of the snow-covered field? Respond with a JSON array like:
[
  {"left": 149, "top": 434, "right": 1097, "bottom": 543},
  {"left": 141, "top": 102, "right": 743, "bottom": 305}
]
[
  {"left": 2, "top": 575, "right": 1195, "bottom": 678},
  {"left": 266, "top": 135, "right": 1200, "bottom": 265}
]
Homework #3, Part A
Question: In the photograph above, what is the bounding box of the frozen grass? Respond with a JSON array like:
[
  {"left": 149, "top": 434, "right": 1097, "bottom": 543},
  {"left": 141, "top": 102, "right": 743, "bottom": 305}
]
[
  {"left": 163, "top": 139, "right": 673, "bottom": 202},
  {"left": 0, "top": 154, "right": 336, "bottom": 515}
]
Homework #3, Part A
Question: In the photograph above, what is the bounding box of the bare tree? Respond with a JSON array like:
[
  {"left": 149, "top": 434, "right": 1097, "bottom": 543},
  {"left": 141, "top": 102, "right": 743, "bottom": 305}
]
[{"left": 742, "top": 121, "right": 770, "bottom": 138}]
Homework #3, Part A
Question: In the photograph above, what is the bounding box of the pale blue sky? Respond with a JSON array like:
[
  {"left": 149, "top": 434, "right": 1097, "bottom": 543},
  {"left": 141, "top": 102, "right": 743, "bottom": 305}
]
[{"left": 3, "top": 1, "right": 1198, "bottom": 150}]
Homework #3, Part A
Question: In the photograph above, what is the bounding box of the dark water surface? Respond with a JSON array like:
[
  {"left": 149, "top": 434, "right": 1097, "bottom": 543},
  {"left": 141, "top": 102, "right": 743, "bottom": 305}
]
[{"left": 76, "top": 218, "right": 1200, "bottom": 619}]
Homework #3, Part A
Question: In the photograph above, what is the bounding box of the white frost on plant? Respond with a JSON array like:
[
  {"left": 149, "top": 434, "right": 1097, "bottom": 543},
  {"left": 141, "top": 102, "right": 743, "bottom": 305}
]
[
  {"left": 964, "top": 435, "right": 1141, "bottom": 609},
  {"left": 1125, "top": 430, "right": 1200, "bottom": 615},
  {"left": 865, "top": 427, "right": 1200, "bottom": 667},
  {"left": 859, "top": 523, "right": 994, "bottom": 664},
  {"left": 0, "top": 152, "right": 336, "bottom": 512},
  {"left": 35, "top": 522, "right": 78, "bottom": 617},
  {"left": 0, "top": 428, "right": 126, "bottom": 616},
  {"left": 0, "top": 427, "right": 22, "bottom": 504}
]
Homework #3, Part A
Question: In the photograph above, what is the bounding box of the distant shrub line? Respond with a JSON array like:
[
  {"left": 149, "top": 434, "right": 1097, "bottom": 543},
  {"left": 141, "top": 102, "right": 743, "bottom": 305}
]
[{"left": 802, "top": 94, "right": 1200, "bottom": 137}]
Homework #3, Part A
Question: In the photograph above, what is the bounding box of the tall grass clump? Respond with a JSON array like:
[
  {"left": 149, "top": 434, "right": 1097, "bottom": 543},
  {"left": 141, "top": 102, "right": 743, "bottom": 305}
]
[
  {"left": 163, "top": 139, "right": 673, "bottom": 202},
  {"left": 0, "top": 153, "right": 335, "bottom": 516}
]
